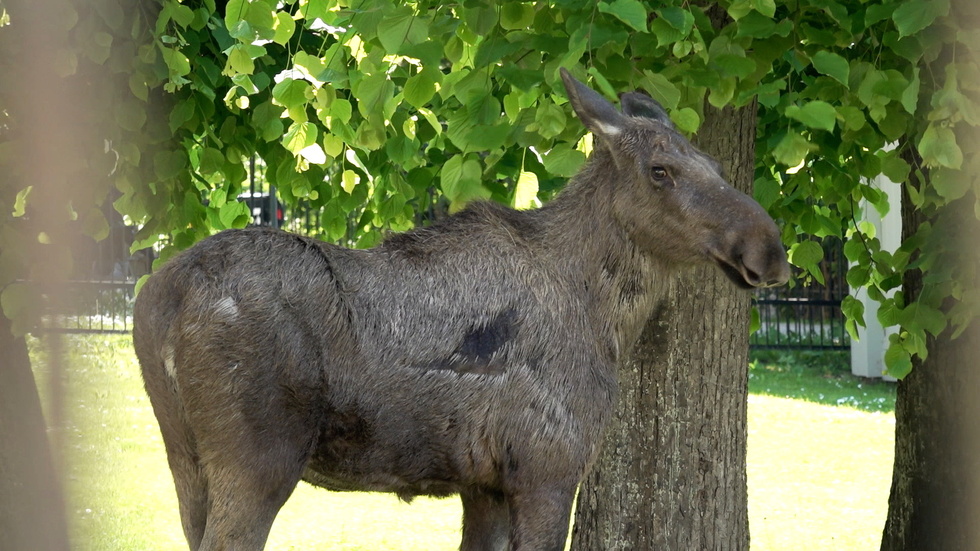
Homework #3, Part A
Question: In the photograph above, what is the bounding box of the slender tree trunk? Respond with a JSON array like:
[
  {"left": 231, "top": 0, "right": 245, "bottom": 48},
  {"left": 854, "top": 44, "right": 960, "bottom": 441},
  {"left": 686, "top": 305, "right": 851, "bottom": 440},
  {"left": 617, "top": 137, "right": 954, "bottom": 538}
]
[
  {"left": 570, "top": 101, "right": 757, "bottom": 550},
  {"left": 880, "top": 164, "right": 980, "bottom": 550},
  {"left": 0, "top": 317, "right": 71, "bottom": 550}
]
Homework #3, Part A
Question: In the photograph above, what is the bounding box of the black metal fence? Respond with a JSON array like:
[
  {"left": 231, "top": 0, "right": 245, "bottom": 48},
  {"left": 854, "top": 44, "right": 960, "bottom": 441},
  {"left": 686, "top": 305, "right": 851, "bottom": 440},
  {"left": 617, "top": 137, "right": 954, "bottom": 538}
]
[{"left": 750, "top": 237, "right": 849, "bottom": 350}]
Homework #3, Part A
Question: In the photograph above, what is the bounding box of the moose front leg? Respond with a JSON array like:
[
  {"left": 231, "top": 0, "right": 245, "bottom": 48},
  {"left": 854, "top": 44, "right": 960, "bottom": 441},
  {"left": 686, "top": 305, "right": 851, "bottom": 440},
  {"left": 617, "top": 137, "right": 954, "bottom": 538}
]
[
  {"left": 460, "top": 488, "right": 510, "bottom": 551},
  {"left": 506, "top": 486, "right": 577, "bottom": 551}
]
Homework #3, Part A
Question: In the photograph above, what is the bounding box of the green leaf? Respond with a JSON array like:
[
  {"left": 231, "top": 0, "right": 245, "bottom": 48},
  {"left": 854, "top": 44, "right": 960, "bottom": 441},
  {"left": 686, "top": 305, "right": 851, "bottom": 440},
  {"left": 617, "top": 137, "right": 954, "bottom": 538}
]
[
  {"left": 273, "top": 11, "right": 295, "bottom": 45},
  {"left": 199, "top": 147, "right": 225, "bottom": 175},
  {"left": 377, "top": 10, "right": 429, "bottom": 53},
  {"left": 639, "top": 71, "right": 681, "bottom": 109},
  {"left": 884, "top": 341, "right": 913, "bottom": 378},
  {"left": 153, "top": 150, "right": 187, "bottom": 180},
  {"left": 474, "top": 38, "right": 522, "bottom": 69},
  {"left": 225, "top": 44, "right": 254, "bottom": 75},
  {"left": 441, "top": 155, "right": 483, "bottom": 202},
  {"left": 161, "top": 46, "right": 190, "bottom": 77},
  {"left": 784, "top": 101, "right": 837, "bottom": 132},
  {"left": 670, "top": 107, "right": 700, "bottom": 133},
  {"left": 13, "top": 186, "right": 32, "bottom": 217},
  {"left": 461, "top": 5, "right": 498, "bottom": 35},
  {"left": 811, "top": 51, "right": 850, "bottom": 86},
  {"left": 169, "top": 98, "right": 196, "bottom": 133},
  {"left": 282, "top": 121, "right": 318, "bottom": 154},
  {"left": 341, "top": 169, "right": 360, "bottom": 194},
  {"left": 513, "top": 170, "right": 539, "bottom": 210},
  {"left": 599, "top": 0, "right": 648, "bottom": 32},
  {"left": 749, "top": 306, "right": 761, "bottom": 335},
  {"left": 713, "top": 55, "right": 757, "bottom": 79},
  {"left": 735, "top": 12, "right": 785, "bottom": 38},
  {"left": 753, "top": 177, "right": 780, "bottom": 209},
  {"left": 788, "top": 240, "right": 823, "bottom": 269},
  {"left": 877, "top": 298, "right": 903, "bottom": 327},
  {"left": 500, "top": 3, "right": 534, "bottom": 30},
  {"left": 272, "top": 77, "right": 311, "bottom": 109},
  {"left": 353, "top": 73, "right": 394, "bottom": 118},
  {"left": 543, "top": 144, "right": 586, "bottom": 178},
  {"left": 773, "top": 131, "right": 810, "bottom": 167},
  {"left": 225, "top": 0, "right": 246, "bottom": 29},
  {"left": 331, "top": 98, "right": 352, "bottom": 124},
  {"left": 752, "top": 0, "right": 776, "bottom": 18},
  {"left": 657, "top": 7, "right": 694, "bottom": 35},
  {"left": 841, "top": 295, "right": 865, "bottom": 340},
  {"left": 893, "top": 0, "right": 949, "bottom": 38},
  {"left": 403, "top": 70, "right": 437, "bottom": 108},
  {"left": 903, "top": 300, "right": 947, "bottom": 337},
  {"left": 918, "top": 124, "right": 963, "bottom": 169},
  {"left": 880, "top": 153, "right": 910, "bottom": 183},
  {"left": 219, "top": 200, "right": 250, "bottom": 229},
  {"left": 932, "top": 167, "right": 971, "bottom": 201}
]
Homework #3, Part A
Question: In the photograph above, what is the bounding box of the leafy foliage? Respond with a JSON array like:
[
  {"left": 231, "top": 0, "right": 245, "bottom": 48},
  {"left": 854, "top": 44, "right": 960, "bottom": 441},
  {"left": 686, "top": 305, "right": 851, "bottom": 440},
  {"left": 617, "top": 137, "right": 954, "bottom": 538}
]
[{"left": 0, "top": 0, "right": 977, "bottom": 377}]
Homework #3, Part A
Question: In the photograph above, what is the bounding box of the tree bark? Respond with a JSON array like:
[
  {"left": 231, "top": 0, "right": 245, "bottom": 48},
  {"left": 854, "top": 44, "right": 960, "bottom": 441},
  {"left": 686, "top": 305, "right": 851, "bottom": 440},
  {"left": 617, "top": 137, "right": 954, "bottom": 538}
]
[
  {"left": 570, "top": 102, "right": 757, "bottom": 550},
  {"left": 880, "top": 162, "right": 980, "bottom": 550}
]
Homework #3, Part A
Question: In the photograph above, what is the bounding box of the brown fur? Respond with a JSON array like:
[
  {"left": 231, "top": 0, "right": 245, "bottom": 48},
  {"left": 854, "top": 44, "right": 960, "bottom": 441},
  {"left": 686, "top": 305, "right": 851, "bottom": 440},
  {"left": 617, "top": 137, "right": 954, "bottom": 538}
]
[{"left": 133, "top": 70, "right": 789, "bottom": 551}]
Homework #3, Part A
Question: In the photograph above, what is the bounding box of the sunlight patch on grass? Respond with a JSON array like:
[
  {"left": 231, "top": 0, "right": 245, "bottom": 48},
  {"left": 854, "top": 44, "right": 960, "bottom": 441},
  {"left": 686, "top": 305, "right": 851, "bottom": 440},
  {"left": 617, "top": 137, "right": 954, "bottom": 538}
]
[
  {"left": 31, "top": 335, "right": 894, "bottom": 550},
  {"left": 747, "top": 394, "right": 894, "bottom": 551}
]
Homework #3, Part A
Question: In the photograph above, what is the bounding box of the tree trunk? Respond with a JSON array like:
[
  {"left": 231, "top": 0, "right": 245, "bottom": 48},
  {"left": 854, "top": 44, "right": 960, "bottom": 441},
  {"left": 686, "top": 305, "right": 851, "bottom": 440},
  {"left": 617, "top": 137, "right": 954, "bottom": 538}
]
[
  {"left": 0, "top": 316, "right": 71, "bottom": 550},
  {"left": 570, "top": 101, "right": 757, "bottom": 550},
  {"left": 880, "top": 168, "right": 980, "bottom": 550}
]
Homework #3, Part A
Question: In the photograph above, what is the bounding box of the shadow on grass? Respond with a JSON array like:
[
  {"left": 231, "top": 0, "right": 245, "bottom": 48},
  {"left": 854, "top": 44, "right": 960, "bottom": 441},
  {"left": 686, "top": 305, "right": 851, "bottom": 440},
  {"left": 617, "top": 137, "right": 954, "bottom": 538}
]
[{"left": 748, "top": 349, "right": 896, "bottom": 413}]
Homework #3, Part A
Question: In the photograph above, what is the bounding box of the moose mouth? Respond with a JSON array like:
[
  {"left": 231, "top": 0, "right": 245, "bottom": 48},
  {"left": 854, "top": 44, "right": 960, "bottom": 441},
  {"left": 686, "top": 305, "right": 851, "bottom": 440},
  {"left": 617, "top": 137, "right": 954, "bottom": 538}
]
[
  {"left": 708, "top": 248, "right": 779, "bottom": 290},
  {"left": 715, "top": 258, "right": 759, "bottom": 290}
]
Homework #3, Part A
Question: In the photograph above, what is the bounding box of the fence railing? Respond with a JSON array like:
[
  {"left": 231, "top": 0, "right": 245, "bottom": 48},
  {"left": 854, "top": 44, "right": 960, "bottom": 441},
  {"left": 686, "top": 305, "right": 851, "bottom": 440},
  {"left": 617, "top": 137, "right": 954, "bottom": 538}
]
[{"left": 750, "top": 237, "right": 849, "bottom": 350}]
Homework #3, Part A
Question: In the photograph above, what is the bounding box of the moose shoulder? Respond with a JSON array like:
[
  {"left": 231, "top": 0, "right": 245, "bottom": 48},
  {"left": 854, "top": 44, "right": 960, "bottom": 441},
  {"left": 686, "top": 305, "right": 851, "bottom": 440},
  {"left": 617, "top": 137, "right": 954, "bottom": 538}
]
[{"left": 133, "top": 69, "right": 789, "bottom": 551}]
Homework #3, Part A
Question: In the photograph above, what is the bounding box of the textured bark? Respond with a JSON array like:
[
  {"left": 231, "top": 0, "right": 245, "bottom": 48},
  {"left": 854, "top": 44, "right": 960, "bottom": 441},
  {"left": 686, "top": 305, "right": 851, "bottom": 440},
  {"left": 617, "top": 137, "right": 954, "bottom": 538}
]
[
  {"left": 570, "top": 102, "right": 757, "bottom": 550},
  {"left": 880, "top": 157, "right": 980, "bottom": 550}
]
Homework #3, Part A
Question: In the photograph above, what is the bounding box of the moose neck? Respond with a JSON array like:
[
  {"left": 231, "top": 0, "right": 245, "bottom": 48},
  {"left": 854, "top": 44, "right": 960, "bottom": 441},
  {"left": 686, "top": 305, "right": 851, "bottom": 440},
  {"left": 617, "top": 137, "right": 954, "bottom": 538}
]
[{"left": 537, "top": 145, "right": 669, "bottom": 360}]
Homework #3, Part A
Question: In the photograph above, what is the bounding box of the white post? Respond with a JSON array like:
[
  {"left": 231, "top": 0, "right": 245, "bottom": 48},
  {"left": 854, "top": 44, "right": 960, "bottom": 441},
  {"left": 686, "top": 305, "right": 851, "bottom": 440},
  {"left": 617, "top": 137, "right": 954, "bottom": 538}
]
[{"left": 850, "top": 159, "right": 902, "bottom": 380}]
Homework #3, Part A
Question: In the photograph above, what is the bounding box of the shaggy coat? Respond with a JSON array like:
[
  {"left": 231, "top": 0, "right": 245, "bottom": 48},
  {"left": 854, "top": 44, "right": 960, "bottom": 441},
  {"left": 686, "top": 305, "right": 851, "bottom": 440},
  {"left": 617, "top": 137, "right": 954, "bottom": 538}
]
[{"left": 134, "top": 69, "right": 789, "bottom": 551}]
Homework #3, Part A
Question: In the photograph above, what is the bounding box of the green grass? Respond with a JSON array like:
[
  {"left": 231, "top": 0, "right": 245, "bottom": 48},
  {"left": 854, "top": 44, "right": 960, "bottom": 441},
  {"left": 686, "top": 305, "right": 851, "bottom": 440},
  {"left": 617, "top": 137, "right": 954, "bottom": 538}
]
[{"left": 30, "top": 336, "right": 895, "bottom": 550}]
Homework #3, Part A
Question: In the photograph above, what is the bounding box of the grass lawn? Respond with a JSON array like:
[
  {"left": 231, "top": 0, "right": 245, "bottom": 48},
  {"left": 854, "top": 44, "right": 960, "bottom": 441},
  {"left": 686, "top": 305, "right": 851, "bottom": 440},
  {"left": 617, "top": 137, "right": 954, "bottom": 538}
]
[{"left": 30, "top": 335, "right": 895, "bottom": 550}]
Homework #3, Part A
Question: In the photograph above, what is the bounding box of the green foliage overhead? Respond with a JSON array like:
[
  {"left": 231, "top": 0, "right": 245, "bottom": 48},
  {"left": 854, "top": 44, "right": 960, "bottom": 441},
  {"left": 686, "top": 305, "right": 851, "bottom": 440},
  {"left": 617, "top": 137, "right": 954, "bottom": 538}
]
[{"left": 0, "top": 0, "right": 977, "bottom": 378}]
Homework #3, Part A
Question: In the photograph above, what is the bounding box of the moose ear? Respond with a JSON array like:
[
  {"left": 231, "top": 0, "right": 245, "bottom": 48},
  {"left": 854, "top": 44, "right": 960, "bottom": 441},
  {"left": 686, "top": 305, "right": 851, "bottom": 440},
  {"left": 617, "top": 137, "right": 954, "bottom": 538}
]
[
  {"left": 560, "top": 68, "right": 628, "bottom": 141},
  {"left": 620, "top": 92, "right": 674, "bottom": 129}
]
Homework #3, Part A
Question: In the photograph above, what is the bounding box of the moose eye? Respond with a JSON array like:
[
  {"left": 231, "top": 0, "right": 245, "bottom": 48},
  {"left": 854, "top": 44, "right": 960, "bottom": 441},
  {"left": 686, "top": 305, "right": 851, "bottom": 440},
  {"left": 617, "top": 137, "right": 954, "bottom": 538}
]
[{"left": 650, "top": 165, "right": 670, "bottom": 184}]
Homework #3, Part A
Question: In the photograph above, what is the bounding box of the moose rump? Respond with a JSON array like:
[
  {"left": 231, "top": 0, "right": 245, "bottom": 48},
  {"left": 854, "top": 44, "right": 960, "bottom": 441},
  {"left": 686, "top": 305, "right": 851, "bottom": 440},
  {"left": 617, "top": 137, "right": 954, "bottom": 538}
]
[{"left": 134, "top": 69, "right": 789, "bottom": 551}]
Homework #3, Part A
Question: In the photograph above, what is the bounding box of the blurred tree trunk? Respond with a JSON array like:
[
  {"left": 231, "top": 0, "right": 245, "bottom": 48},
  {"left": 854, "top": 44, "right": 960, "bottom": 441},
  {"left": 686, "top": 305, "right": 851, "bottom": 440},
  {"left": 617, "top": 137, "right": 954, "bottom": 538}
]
[
  {"left": 0, "top": 317, "right": 70, "bottom": 550},
  {"left": 880, "top": 158, "right": 980, "bottom": 551},
  {"left": 570, "top": 100, "right": 757, "bottom": 550}
]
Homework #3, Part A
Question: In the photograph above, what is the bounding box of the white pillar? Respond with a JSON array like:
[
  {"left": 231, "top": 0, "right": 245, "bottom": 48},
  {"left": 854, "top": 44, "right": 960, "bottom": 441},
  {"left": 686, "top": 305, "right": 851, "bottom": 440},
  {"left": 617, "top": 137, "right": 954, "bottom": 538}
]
[{"left": 850, "top": 165, "right": 901, "bottom": 380}]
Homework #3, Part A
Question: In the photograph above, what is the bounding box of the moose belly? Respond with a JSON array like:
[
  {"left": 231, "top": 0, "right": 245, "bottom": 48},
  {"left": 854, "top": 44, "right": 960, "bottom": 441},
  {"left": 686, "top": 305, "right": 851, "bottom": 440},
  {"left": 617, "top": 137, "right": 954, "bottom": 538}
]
[{"left": 299, "top": 402, "right": 487, "bottom": 500}]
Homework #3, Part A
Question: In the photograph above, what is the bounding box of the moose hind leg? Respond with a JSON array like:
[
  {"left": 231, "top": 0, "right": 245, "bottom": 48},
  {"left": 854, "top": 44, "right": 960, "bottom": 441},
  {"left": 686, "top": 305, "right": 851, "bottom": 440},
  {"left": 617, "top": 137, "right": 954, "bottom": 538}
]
[
  {"left": 196, "top": 453, "right": 307, "bottom": 551},
  {"left": 460, "top": 488, "right": 510, "bottom": 551},
  {"left": 167, "top": 442, "right": 208, "bottom": 550}
]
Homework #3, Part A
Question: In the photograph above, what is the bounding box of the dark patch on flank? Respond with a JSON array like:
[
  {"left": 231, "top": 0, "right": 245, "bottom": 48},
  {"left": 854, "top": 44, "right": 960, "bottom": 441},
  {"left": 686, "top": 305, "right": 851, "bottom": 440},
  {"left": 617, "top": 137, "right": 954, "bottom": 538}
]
[
  {"left": 458, "top": 308, "right": 519, "bottom": 362},
  {"left": 422, "top": 308, "right": 521, "bottom": 376}
]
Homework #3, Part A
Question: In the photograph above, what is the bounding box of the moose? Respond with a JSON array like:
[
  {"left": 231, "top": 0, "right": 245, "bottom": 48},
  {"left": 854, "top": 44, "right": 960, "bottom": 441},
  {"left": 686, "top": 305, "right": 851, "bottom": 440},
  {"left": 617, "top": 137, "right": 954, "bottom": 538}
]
[{"left": 133, "top": 69, "right": 790, "bottom": 551}]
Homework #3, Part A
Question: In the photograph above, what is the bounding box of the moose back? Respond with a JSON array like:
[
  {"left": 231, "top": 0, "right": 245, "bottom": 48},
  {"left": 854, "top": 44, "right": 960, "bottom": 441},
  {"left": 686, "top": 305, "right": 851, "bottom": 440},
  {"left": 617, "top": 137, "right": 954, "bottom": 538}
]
[{"left": 134, "top": 69, "right": 789, "bottom": 551}]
